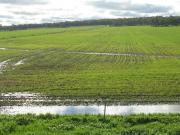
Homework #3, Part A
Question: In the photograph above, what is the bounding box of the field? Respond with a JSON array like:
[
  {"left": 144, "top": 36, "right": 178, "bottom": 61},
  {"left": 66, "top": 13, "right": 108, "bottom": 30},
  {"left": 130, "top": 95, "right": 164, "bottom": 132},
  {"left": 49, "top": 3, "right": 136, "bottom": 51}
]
[
  {"left": 0, "top": 26, "right": 180, "bottom": 102},
  {"left": 0, "top": 114, "right": 180, "bottom": 135}
]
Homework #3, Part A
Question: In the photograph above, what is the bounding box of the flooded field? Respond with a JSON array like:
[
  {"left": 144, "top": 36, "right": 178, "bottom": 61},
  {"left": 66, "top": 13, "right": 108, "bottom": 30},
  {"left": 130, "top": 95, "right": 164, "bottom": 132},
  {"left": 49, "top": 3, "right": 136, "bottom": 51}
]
[
  {"left": 14, "top": 59, "right": 25, "bottom": 66},
  {"left": 0, "top": 48, "right": 6, "bottom": 50},
  {"left": 1, "top": 104, "right": 180, "bottom": 115},
  {"left": 66, "top": 51, "right": 180, "bottom": 58},
  {"left": 0, "top": 92, "right": 180, "bottom": 115},
  {"left": 0, "top": 59, "right": 10, "bottom": 73},
  {"left": 0, "top": 26, "right": 180, "bottom": 117}
]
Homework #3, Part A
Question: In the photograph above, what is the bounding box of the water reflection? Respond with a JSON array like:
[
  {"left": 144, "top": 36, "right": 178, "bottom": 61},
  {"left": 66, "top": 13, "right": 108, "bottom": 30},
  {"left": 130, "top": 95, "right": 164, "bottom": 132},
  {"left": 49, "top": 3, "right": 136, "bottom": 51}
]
[
  {"left": 0, "top": 105, "right": 180, "bottom": 115},
  {"left": 1, "top": 92, "right": 180, "bottom": 115}
]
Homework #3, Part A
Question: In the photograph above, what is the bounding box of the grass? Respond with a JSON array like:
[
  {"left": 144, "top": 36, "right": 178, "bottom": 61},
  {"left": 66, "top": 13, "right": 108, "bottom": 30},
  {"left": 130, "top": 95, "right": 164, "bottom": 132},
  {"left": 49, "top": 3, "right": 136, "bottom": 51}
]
[
  {"left": 0, "top": 26, "right": 180, "bottom": 102},
  {"left": 0, "top": 114, "right": 180, "bottom": 135}
]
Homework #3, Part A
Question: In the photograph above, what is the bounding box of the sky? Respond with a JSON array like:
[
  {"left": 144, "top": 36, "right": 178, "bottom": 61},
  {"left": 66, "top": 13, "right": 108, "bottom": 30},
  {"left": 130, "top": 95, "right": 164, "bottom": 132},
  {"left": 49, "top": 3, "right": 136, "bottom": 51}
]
[{"left": 0, "top": 0, "right": 180, "bottom": 26}]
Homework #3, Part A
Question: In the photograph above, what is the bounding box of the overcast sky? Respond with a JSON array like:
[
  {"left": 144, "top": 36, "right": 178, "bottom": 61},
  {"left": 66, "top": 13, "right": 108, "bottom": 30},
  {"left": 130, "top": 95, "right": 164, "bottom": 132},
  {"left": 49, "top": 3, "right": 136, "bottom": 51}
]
[{"left": 0, "top": 0, "right": 180, "bottom": 26}]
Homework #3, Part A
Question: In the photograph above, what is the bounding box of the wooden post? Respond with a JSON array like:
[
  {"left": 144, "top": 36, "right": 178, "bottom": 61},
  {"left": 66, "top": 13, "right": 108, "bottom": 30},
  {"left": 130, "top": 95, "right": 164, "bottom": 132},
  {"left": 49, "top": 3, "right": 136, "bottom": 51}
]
[{"left": 104, "top": 101, "right": 107, "bottom": 119}]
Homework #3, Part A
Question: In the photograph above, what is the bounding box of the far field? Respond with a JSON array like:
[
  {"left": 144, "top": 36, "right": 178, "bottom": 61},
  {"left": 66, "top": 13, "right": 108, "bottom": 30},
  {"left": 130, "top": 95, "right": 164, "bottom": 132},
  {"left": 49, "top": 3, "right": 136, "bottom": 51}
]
[{"left": 0, "top": 26, "right": 180, "bottom": 102}]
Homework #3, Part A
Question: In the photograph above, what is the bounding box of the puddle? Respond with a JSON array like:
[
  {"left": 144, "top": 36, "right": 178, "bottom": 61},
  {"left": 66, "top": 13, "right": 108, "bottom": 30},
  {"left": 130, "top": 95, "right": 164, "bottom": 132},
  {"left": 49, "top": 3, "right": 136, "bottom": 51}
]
[
  {"left": 0, "top": 59, "right": 10, "bottom": 73},
  {"left": 14, "top": 59, "right": 25, "bottom": 66},
  {"left": 0, "top": 48, "right": 29, "bottom": 52},
  {"left": 0, "top": 104, "right": 180, "bottom": 115},
  {"left": 0, "top": 59, "right": 25, "bottom": 73},
  {"left": 66, "top": 52, "right": 180, "bottom": 58},
  {"left": 0, "top": 92, "right": 39, "bottom": 99},
  {"left": 0, "top": 48, "right": 6, "bottom": 50},
  {"left": 0, "top": 92, "right": 180, "bottom": 115},
  {"left": 67, "top": 52, "right": 144, "bottom": 57}
]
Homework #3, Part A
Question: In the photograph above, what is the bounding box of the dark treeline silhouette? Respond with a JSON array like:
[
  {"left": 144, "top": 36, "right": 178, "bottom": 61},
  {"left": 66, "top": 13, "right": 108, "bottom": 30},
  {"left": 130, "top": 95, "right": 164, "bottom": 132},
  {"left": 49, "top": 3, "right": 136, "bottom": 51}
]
[{"left": 0, "top": 16, "right": 180, "bottom": 31}]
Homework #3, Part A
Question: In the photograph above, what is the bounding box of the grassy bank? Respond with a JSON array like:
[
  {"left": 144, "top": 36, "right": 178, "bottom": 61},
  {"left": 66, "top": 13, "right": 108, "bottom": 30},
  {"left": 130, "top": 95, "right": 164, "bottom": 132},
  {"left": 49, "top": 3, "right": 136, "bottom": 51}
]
[
  {"left": 0, "top": 26, "right": 180, "bottom": 101},
  {"left": 0, "top": 114, "right": 180, "bottom": 135}
]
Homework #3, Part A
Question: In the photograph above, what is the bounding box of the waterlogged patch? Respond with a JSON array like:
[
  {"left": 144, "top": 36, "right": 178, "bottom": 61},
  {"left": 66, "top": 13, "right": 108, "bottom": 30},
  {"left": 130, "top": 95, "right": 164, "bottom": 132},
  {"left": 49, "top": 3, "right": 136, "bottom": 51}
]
[
  {"left": 14, "top": 59, "right": 25, "bottom": 66},
  {"left": 66, "top": 51, "right": 143, "bottom": 57},
  {"left": 0, "top": 48, "right": 30, "bottom": 52},
  {"left": 0, "top": 59, "right": 10, "bottom": 73},
  {"left": 0, "top": 48, "right": 6, "bottom": 50},
  {"left": 66, "top": 52, "right": 180, "bottom": 58},
  {"left": 1, "top": 92, "right": 180, "bottom": 115},
  {"left": 0, "top": 92, "right": 40, "bottom": 98},
  {"left": 0, "top": 104, "right": 180, "bottom": 115},
  {"left": 0, "top": 92, "right": 43, "bottom": 106}
]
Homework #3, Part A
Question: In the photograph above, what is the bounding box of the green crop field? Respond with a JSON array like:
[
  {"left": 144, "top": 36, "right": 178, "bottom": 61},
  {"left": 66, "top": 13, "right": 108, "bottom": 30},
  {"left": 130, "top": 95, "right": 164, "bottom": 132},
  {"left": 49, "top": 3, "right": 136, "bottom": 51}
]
[{"left": 0, "top": 26, "right": 180, "bottom": 102}]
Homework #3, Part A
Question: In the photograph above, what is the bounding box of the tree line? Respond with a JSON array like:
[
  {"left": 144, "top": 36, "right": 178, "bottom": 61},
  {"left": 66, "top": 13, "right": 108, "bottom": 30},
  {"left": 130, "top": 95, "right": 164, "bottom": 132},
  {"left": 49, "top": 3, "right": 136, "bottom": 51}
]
[{"left": 0, "top": 16, "right": 180, "bottom": 31}]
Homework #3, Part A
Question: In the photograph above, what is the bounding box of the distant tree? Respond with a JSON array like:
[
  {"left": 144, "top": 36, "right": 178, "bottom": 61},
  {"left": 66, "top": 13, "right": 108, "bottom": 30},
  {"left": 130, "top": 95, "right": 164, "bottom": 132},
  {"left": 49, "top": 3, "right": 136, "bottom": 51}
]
[{"left": 0, "top": 16, "right": 180, "bottom": 31}]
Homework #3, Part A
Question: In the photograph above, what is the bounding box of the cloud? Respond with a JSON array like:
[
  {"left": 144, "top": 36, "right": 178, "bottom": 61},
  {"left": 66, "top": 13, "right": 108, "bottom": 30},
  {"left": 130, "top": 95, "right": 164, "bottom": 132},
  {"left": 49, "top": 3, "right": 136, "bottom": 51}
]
[
  {"left": 133, "top": 4, "right": 171, "bottom": 13},
  {"left": 40, "top": 16, "right": 101, "bottom": 24},
  {"left": 41, "top": 17, "right": 76, "bottom": 23},
  {"left": 12, "top": 11, "right": 42, "bottom": 16},
  {"left": 111, "top": 11, "right": 140, "bottom": 17},
  {"left": 0, "top": 15, "right": 13, "bottom": 19},
  {"left": 89, "top": 0, "right": 172, "bottom": 14},
  {"left": 0, "top": 0, "right": 179, "bottom": 26},
  {"left": 0, "top": 0, "right": 48, "bottom": 5}
]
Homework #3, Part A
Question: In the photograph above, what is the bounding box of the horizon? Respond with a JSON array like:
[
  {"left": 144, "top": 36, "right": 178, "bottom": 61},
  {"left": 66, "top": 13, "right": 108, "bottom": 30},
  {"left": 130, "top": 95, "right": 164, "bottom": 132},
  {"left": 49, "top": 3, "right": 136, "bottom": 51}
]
[
  {"left": 1, "top": 16, "right": 178, "bottom": 27},
  {"left": 0, "top": 0, "right": 180, "bottom": 26}
]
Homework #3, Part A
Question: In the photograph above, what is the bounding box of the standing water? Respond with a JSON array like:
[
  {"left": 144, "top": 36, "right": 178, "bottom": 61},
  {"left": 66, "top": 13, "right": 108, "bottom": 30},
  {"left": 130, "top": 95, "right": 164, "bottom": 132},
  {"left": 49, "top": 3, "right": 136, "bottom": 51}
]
[
  {"left": 0, "top": 92, "right": 180, "bottom": 115},
  {"left": 1, "top": 104, "right": 180, "bottom": 115}
]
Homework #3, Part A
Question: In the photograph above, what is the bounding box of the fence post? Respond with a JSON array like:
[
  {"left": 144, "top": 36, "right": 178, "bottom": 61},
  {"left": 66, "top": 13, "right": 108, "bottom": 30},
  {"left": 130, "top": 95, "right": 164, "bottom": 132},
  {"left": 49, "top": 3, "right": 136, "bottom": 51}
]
[{"left": 104, "top": 101, "right": 107, "bottom": 119}]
